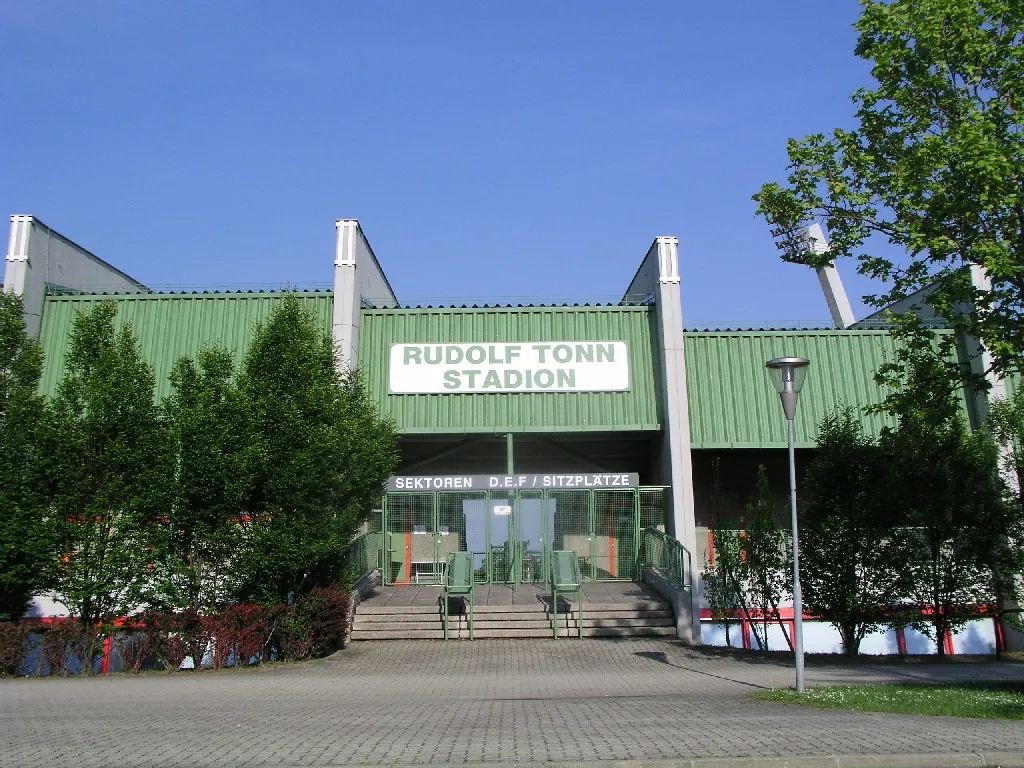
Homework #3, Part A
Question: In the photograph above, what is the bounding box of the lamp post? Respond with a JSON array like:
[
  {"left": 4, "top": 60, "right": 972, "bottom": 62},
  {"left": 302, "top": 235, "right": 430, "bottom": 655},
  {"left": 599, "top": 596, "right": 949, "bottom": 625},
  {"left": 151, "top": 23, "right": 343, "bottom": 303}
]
[{"left": 765, "top": 356, "right": 810, "bottom": 693}]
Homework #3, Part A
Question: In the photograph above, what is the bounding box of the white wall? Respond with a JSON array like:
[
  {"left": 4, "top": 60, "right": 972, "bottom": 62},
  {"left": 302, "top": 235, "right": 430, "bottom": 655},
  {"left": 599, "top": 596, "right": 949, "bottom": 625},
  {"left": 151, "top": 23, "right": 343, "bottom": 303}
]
[{"left": 700, "top": 618, "right": 1000, "bottom": 655}]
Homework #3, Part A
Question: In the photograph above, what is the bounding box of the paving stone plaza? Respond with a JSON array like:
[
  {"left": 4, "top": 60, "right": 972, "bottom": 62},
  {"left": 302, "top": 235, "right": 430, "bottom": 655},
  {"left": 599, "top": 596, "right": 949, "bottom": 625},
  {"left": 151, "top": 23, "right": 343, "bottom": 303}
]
[{"left": 2, "top": 638, "right": 1023, "bottom": 767}]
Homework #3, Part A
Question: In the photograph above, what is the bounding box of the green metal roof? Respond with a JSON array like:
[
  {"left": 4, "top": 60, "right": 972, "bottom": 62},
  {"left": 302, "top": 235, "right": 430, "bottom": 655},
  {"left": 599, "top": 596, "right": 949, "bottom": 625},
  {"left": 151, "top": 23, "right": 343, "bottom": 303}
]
[
  {"left": 359, "top": 306, "right": 662, "bottom": 434},
  {"left": 38, "top": 292, "right": 333, "bottom": 400},
  {"left": 683, "top": 330, "right": 949, "bottom": 449}
]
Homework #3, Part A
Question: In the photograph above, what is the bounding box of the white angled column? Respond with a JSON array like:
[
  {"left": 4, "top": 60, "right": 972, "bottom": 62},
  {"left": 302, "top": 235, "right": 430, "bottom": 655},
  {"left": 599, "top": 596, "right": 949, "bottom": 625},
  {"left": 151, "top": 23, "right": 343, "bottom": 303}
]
[
  {"left": 333, "top": 219, "right": 360, "bottom": 370},
  {"left": 802, "top": 224, "right": 856, "bottom": 330},
  {"left": 4, "top": 215, "right": 31, "bottom": 296},
  {"left": 624, "top": 236, "right": 701, "bottom": 643},
  {"left": 652, "top": 237, "right": 700, "bottom": 644}
]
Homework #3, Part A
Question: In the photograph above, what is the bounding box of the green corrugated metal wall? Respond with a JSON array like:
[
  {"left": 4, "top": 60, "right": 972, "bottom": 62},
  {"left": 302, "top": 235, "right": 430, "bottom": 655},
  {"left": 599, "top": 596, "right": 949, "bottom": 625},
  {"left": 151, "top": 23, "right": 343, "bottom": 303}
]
[
  {"left": 358, "top": 306, "right": 662, "bottom": 433},
  {"left": 37, "top": 294, "right": 977, "bottom": 449},
  {"left": 683, "top": 330, "right": 942, "bottom": 448},
  {"left": 38, "top": 292, "right": 333, "bottom": 400},
  {"left": 1005, "top": 372, "right": 1020, "bottom": 400}
]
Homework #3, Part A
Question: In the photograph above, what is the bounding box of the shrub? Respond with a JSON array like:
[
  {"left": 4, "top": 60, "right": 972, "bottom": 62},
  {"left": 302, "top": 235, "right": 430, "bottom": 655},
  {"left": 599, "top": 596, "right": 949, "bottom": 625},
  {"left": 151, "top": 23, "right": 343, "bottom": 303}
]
[
  {"left": 203, "top": 603, "right": 278, "bottom": 669},
  {"left": 19, "top": 591, "right": 349, "bottom": 675},
  {"left": 40, "top": 619, "right": 87, "bottom": 676},
  {"left": 0, "top": 621, "right": 40, "bottom": 677},
  {"left": 273, "top": 587, "right": 349, "bottom": 661},
  {"left": 163, "top": 609, "right": 212, "bottom": 670}
]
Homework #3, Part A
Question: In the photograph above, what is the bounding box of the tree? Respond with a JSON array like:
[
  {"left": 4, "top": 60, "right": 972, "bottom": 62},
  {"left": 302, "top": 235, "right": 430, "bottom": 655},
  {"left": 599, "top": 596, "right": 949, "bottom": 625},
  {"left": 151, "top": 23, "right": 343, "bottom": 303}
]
[
  {"left": 979, "top": 388, "right": 1024, "bottom": 636},
  {"left": 234, "top": 295, "right": 398, "bottom": 604},
  {"left": 742, "top": 466, "right": 793, "bottom": 652},
  {"left": 43, "top": 302, "right": 169, "bottom": 668},
  {"left": 755, "top": 0, "right": 1024, "bottom": 376},
  {"left": 879, "top": 341, "right": 1016, "bottom": 654},
  {"left": 988, "top": 386, "right": 1024, "bottom": 495},
  {"left": 702, "top": 525, "right": 745, "bottom": 647},
  {"left": 156, "top": 347, "right": 253, "bottom": 613},
  {"left": 0, "top": 292, "right": 52, "bottom": 620},
  {"left": 800, "top": 408, "right": 901, "bottom": 656},
  {"left": 702, "top": 458, "right": 747, "bottom": 646}
]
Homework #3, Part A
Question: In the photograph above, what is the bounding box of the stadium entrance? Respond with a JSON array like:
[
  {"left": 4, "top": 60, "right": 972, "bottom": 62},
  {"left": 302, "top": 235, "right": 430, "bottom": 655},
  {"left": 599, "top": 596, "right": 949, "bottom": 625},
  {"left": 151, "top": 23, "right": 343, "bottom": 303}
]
[{"left": 379, "top": 480, "right": 668, "bottom": 588}]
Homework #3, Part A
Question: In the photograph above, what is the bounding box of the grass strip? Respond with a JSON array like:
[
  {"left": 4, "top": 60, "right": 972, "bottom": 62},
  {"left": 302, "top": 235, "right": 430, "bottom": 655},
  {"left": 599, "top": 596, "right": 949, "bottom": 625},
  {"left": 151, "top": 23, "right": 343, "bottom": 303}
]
[{"left": 753, "top": 683, "right": 1024, "bottom": 719}]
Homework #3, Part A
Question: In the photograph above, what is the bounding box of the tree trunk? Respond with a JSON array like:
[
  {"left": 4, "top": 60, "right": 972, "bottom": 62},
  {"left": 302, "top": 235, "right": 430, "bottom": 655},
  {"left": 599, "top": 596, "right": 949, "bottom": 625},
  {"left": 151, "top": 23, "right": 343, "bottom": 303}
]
[
  {"left": 842, "top": 623, "right": 859, "bottom": 657},
  {"left": 934, "top": 616, "right": 947, "bottom": 657},
  {"left": 729, "top": 575, "right": 760, "bottom": 649},
  {"left": 769, "top": 597, "right": 794, "bottom": 652}
]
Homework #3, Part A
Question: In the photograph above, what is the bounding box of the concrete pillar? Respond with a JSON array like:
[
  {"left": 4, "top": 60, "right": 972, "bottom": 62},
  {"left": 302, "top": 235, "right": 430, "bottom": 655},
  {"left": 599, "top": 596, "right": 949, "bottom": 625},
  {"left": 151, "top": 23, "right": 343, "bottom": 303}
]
[
  {"left": 4, "top": 215, "right": 31, "bottom": 296},
  {"left": 333, "top": 220, "right": 361, "bottom": 370},
  {"left": 624, "top": 237, "right": 700, "bottom": 644}
]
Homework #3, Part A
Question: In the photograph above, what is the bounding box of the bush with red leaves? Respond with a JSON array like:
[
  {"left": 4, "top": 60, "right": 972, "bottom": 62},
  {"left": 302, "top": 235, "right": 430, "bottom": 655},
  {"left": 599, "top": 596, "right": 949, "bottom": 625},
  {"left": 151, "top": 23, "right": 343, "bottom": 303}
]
[
  {"left": 40, "top": 619, "right": 88, "bottom": 676},
  {"left": 12, "top": 588, "right": 350, "bottom": 675},
  {"left": 202, "top": 603, "right": 279, "bottom": 669},
  {"left": 0, "top": 621, "right": 40, "bottom": 677},
  {"left": 273, "top": 587, "right": 349, "bottom": 661}
]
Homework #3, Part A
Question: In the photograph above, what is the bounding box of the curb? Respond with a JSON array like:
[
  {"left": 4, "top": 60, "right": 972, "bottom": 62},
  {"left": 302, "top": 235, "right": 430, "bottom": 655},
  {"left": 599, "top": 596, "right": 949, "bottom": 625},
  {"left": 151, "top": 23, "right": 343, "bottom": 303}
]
[{"left": 319, "top": 755, "right": 1024, "bottom": 768}]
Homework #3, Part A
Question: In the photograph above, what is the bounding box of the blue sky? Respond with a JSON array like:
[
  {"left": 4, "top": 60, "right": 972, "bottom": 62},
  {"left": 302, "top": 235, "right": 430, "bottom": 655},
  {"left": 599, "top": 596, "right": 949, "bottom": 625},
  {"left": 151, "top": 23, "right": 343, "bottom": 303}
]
[{"left": 1, "top": 1, "right": 882, "bottom": 325}]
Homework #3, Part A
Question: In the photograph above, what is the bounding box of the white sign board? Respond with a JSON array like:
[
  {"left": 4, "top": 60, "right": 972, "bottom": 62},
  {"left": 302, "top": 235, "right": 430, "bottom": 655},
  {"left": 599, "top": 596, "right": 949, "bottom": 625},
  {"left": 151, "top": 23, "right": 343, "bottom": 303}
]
[
  {"left": 492, "top": 505, "right": 513, "bottom": 516},
  {"left": 388, "top": 341, "right": 629, "bottom": 394}
]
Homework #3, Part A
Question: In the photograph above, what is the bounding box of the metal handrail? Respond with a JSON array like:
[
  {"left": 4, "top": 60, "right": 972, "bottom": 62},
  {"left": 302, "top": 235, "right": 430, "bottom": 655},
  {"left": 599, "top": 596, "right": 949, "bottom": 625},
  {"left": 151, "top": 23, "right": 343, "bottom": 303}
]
[{"left": 642, "top": 527, "right": 692, "bottom": 591}]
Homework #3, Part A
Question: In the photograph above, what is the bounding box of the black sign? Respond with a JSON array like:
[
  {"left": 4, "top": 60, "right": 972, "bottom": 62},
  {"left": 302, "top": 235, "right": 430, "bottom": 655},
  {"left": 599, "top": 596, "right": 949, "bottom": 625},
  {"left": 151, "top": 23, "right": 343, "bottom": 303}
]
[{"left": 387, "top": 472, "right": 640, "bottom": 492}]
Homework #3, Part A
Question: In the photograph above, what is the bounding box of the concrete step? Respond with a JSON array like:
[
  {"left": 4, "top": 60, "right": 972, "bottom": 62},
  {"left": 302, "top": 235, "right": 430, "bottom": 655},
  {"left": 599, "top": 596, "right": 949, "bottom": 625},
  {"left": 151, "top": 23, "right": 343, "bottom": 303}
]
[
  {"left": 351, "top": 629, "right": 447, "bottom": 640},
  {"left": 351, "top": 626, "right": 678, "bottom": 641},
  {"left": 357, "top": 600, "right": 669, "bottom": 614},
  {"left": 354, "top": 607, "right": 672, "bottom": 622},
  {"left": 351, "top": 584, "right": 675, "bottom": 641},
  {"left": 356, "top": 617, "right": 676, "bottom": 630},
  {"left": 357, "top": 604, "right": 670, "bottom": 616}
]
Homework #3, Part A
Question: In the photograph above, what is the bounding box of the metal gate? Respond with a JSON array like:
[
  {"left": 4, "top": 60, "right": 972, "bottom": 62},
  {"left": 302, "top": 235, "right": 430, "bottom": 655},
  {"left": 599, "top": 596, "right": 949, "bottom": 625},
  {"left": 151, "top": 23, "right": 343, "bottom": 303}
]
[{"left": 380, "top": 487, "right": 667, "bottom": 586}]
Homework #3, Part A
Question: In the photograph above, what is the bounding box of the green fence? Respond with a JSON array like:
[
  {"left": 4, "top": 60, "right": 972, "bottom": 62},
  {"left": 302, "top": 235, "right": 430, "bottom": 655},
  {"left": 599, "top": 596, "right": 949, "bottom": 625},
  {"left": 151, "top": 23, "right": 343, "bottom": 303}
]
[
  {"left": 344, "top": 530, "right": 383, "bottom": 584},
  {"left": 380, "top": 487, "right": 669, "bottom": 587}
]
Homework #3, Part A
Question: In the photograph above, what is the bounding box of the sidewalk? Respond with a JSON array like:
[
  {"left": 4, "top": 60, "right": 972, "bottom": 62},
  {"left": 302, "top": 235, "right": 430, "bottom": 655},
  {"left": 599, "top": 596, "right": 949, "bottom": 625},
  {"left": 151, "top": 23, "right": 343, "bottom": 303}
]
[{"left": 1, "top": 638, "right": 1022, "bottom": 767}]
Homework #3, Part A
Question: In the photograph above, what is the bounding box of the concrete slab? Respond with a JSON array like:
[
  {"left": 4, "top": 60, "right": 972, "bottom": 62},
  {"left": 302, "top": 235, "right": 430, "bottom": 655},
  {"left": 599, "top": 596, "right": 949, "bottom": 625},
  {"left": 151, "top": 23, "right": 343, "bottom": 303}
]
[{"left": 2, "top": 639, "right": 1023, "bottom": 766}]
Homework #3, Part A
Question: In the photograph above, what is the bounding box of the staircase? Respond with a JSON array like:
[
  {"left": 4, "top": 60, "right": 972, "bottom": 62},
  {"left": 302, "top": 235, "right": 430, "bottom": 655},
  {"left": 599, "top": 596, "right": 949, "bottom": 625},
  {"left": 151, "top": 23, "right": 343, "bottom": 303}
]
[{"left": 350, "top": 583, "right": 676, "bottom": 640}]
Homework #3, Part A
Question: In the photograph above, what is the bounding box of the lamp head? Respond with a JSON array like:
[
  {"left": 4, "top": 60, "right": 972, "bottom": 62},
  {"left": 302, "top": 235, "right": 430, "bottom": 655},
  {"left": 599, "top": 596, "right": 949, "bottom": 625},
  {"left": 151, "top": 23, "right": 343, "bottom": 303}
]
[{"left": 765, "top": 357, "right": 810, "bottom": 420}]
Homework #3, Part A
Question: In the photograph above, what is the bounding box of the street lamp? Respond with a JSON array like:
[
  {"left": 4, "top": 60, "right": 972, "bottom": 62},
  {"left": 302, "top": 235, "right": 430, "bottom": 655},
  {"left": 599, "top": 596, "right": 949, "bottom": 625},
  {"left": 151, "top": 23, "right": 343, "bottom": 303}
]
[{"left": 765, "top": 356, "right": 810, "bottom": 693}]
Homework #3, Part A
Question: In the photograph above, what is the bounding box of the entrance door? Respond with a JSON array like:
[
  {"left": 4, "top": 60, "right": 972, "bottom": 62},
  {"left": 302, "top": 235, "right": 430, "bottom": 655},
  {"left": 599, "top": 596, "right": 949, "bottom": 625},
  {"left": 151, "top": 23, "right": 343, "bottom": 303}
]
[
  {"left": 516, "top": 491, "right": 552, "bottom": 585},
  {"left": 384, "top": 493, "right": 435, "bottom": 584},
  {"left": 592, "top": 489, "right": 640, "bottom": 580},
  {"left": 382, "top": 487, "right": 654, "bottom": 586}
]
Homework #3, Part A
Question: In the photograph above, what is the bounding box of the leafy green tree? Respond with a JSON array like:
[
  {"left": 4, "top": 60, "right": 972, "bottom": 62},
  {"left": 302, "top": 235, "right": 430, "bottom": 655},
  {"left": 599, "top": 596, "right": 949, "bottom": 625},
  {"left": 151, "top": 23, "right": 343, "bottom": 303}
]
[
  {"left": 978, "top": 388, "right": 1024, "bottom": 637},
  {"left": 989, "top": 386, "right": 1024, "bottom": 496},
  {"left": 43, "top": 302, "right": 169, "bottom": 668},
  {"left": 235, "top": 295, "right": 398, "bottom": 604},
  {"left": 0, "top": 292, "right": 52, "bottom": 620},
  {"left": 702, "top": 525, "right": 745, "bottom": 647},
  {"left": 879, "top": 341, "right": 1016, "bottom": 654},
  {"left": 702, "top": 459, "right": 748, "bottom": 646},
  {"left": 742, "top": 466, "right": 793, "bottom": 652},
  {"left": 800, "top": 408, "right": 901, "bottom": 656},
  {"left": 754, "top": 0, "right": 1024, "bottom": 376},
  {"left": 156, "top": 347, "right": 254, "bottom": 613}
]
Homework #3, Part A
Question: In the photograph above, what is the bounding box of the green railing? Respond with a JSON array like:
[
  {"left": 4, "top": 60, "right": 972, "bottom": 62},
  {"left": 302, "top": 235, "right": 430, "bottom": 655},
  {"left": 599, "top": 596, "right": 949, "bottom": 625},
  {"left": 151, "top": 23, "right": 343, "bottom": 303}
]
[
  {"left": 642, "top": 527, "right": 692, "bottom": 592},
  {"left": 344, "top": 531, "right": 384, "bottom": 583}
]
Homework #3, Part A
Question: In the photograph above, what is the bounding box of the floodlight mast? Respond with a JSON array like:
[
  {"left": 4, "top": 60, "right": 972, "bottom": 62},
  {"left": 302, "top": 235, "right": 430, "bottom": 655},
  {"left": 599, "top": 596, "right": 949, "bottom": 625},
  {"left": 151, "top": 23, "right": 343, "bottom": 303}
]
[{"left": 769, "top": 222, "right": 856, "bottom": 329}]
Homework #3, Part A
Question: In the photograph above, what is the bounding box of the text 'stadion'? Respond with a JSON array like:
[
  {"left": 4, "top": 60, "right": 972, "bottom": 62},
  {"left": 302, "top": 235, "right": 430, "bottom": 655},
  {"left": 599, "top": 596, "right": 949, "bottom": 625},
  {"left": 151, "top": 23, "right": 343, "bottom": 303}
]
[{"left": 388, "top": 341, "right": 630, "bottom": 394}]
